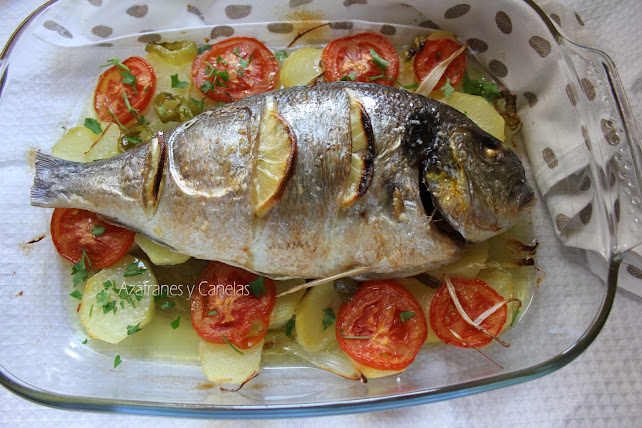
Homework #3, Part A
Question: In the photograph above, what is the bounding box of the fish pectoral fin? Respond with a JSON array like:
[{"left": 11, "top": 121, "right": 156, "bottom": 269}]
[{"left": 275, "top": 266, "right": 371, "bottom": 297}]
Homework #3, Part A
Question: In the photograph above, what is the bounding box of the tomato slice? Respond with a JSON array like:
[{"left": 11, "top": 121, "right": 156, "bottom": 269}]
[
  {"left": 429, "top": 278, "right": 507, "bottom": 348},
  {"left": 94, "top": 56, "right": 156, "bottom": 125},
  {"left": 322, "top": 32, "right": 399, "bottom": 86},
  {"left": 191, "top": 262, "right": 276, "bottom": 349},
  {"left": 414, "top": 38, "right": 467, "bottom": 90},
  {"left": 50, "top": 208, "right": 135, "bottom": 270},
  {"left": 191, "top": 37, "right": 279, "bottom": 102},
  {"left": 336, "top": 280, "right": 427, "bottom": 371}
]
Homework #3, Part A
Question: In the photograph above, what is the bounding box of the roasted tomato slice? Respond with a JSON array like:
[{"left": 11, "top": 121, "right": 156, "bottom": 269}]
[
  {"left": 191, "top": 262, "right": 276, "bottom": 349},
  {"left": 414, "top": 38, "right": 467, "bottom": 90},
  {"left": 50, "top": 208, "right": 135, "bottom": 270},
  {"left": 429, "top": 278, "right": 507, "bottom": 348},
  {"left": 322, "top": 32, "right": 399, "bottom": 86},
  {"left": 94, "top": 56, "right": 156, "bottom": 125},
  {"left": 191, "top": 37, "right": 279, "bottom": 102},
  {"left": 336, "top": 280, "right": 427, "bottom": 371}
]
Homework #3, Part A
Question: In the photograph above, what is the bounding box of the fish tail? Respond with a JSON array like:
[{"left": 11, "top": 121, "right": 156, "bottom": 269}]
[{"left": 30, "top": 152, "right": 83, "bottom": 207}]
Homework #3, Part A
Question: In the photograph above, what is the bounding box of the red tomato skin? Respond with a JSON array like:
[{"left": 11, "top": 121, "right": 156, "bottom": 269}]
[
  {"left": 50, "top": 208, "right": 135, "bottom": 270},
  {"left": 429, "top": 278, "right": 507, "bottom": 348},
  {"left": 336, "top": 280, "right": 427, "bottom": 371},
  {"left": 191, "top": 262, "right": 276, "bottom": 349},
  {"left": 191, "top": 37, "right": 279, "bottom": 102},
  {"left": 413, "top": 38, "right": 467, "bottom": 90},
  {"left": 94, "top": 56, "right": 156, "bottom": 125},
  {"left": 322, "top": 32, "right": 399, "bottom": 86}
]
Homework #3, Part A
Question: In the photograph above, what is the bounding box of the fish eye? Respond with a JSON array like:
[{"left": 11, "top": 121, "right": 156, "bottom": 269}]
[{"left": 484, "top": 147, "right": 500, "bottom": 159}]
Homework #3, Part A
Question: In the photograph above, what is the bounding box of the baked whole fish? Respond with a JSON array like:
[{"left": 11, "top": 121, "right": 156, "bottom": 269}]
[{"left": 31, "top": 82, "right": 534, "bottom": 279}]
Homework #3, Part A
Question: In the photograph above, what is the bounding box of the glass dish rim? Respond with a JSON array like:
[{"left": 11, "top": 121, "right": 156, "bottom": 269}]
[{"left": 0, "top": 0, "right": 623, "bottom": 417}]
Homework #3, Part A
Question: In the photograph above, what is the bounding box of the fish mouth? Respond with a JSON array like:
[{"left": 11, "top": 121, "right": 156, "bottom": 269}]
[{"left": 510, "top": 182, "right": 536, "bottom": 211}]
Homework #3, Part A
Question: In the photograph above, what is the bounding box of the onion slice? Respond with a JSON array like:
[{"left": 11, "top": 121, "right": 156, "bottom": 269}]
[
  {"left": 275, "top": 266, "right": 370, "bottom": 297},
  {"left": 449, "top": 328, "right": 503, "bottom": 369},
  {"left": 414, "top": 42, "right": 469, "bottom": 97},
  {"left": 443, "top": 274, "right": 511, "bottom": 347}
]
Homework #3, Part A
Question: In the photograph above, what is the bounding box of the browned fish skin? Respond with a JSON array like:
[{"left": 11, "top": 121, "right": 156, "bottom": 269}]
[{"left": 31, "top": 82, "right": 533, "bottom": 279}]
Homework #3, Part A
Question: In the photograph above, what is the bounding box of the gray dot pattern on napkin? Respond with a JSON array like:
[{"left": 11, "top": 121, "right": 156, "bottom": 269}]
[
  {"left": 444, "top": 4, "right": 471, "bottom": 19},
  {"left": 495, "top": 11, "right": 512, "bottom": 34},
  {"left": 126, "top": 4, "right": 148, "bottom": 18}
]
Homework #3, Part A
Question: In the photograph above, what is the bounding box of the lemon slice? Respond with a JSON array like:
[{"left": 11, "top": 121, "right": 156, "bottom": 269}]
[
  {"left": 341, "top": 94, "right": 374, "bottom": 207},
  {"left": 252, "top": 97, "right": 297, "bottom": 216},
  {"left": 438, "top": 92, "right": 505, "bottom": 141},
  {"left": 280, "top": 47, "right": 324, "bottom": 88}
]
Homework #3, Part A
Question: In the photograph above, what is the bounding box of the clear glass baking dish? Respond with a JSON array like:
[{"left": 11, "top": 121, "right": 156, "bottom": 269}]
[{"left": 0, "top": 0, "right": 640, "bottom": 418}]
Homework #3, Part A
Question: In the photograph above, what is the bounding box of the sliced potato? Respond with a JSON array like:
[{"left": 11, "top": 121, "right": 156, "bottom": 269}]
[
  {"left": 199, "top": 338, "right": 263, "bottom": 384},
  {"left": 79, "top": 255, "right": 156, "bottom": 344},
  {"left": 437, "top": 92, "right": 505, "bottom": 141},
  {"left": 426, "top": 241, "right": 489, "bottom": 281},
  {"left": 269, "top": 279, "right": 306, "bottom": 328},
  {"left": 135, "top": 234, "right": 191, "bottom": 266},
  {"left": 280, "top": 47, "right": 323, "bottom": 87},
  {"left": 349, "top": 357, "right": 404, "bottom": 379},
  {"left": 52, "top": 124, "right": 120, "bottom": 162},
  {"left": 295, "top": 281, "right": 343, "bottom": 353}
]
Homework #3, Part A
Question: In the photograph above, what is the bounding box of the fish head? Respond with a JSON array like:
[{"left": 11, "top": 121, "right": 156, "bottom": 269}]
[{"left": 421, "top": 123, "right": 535, "bottom": 242}]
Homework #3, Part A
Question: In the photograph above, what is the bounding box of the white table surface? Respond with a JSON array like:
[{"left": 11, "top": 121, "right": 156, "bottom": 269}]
[{"left": 1, "top": 1, "right": 640, "bottom": 426}]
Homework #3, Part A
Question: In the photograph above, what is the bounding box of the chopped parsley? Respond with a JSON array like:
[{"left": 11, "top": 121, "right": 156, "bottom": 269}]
[
  {"left": 123, "top": 261, "right": 147, "bottom": 277},
  {"left": 207, "top": 309, "right": 218, "bottom": 316},
  {"left": 322, "top": 308, "right": 336, "bottom": 332},
  {"left": 216, "top": 55, "right": 227, "bottom": 65},
  {"left": 510, "top": 306, "right": 520, "bottom": 327},
  {"left": 69, "top": 289, "right": 83, "bottom": 300},
  {"left": 100, "top": 58, "right": 130, "bottom": 72},
  {"left": 200, "top": 62, "right": 230, "bottom": 93},
  {"left": 198, "top": 44, "right": 212, "bottom": 54},
  {"left": 248, "top": 276, "right": 266, "bottom": 298},
  {"left": 440, "top": 77, "right": 455, "bottom": 98},
  {"left": 127, "top": 323, "right": 142, "bottom": 336},
  {"left": 341, "top": 72, "right": 356, "bottom": 81},
  {"left": 123, "top": 135, "right": 142, "bottom": 146},
  {"left": 71, "top": 249, "right": 92, "bottom": 287},
  {"left": 189, "top": 97, "right": 206, "bottom": 113},
  {"left": 171, "top": 74, "right": 188, "bottom": 89},
  {"left": 223, "top": 335, "right": 244, "bottom": 355},
  {"left": 274, "top": 50, "right": 288, "bottom": 61},
  {"left": 113, "top": 354, "right": 122, "bottom": 369},
  {"left": 91, "top": 225, "right": 106, "bottom": 236},
  {"left": 122, "top": 92, "right": 147, "bottom": 125},
  {"left": 339, "top": 329, "right": 371, "bottom": 339},
  {"left": 170, "top": 316, "right": 181, "bottom": 329},
  {"left": 370, "top": 49, "right": 388, "bottom": 73},
  {"left": 161, "top": 300, "right": 176, "bottom": 310},
  {"left": 367, "top": 49, "right": 418, "bottom": 89},
  {"left": 84, "top": 117, "right": 102, "bottom": 135},
  {"left": 119, "top": 70, "right": 138, "bottom": 94},
  {"left": 285, "top": 315, "right": 295, "bottom": 338},
  {"left": 81, "top": 338, "right": 88, "bottom": 345},
  {"left": 462, "top": 70, "right": 501, "bottom": 103},
  {"left": 399, "top": 311, "right": 415, "bottom": 323},
  {"left": 89, "top": 304, "right": 94, "bottom": 317}
]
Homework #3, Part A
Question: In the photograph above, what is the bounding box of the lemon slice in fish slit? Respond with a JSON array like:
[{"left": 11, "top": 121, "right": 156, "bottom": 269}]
[
  {"left": 252, "top": 109, "right": 297, "bottom": 216},
  {"left": 341, "top": 98, "right": 373, "bottom": 207}
]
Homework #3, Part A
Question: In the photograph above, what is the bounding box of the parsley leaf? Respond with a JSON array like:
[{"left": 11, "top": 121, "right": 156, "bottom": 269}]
[
  {"left": 170, "top": 316, "right": 181, "bottom": 329},
  {"left": 101, "top": 58, "right": 130, "bottom": 72},
  {"left": 171, "top": 74, "right": 188, "bottom": 89},
  {"left": 82, "top": 338, "right": 88, "bottom": 345},
  {"left": 96, "top": 289, "right": 110, "bottom": 307},
  {"left": 440, "top": 77, "right": 455, "bottom": 99},
  {"left": 462, "top": 70, "right": 501, "bottom": 103},
  {"left": 248, "top": 276, "right": 266, "bottom": 298},
  {"left": 189, "top": 97, "right": 206, "bottom": 113},
  {"left": 113, "top": 354, "right": 122, "bottom": 369},
  {"left": 71, "top": 249, "right": 92, "bottom": 287},
  {"left": 341, "top": 72, "right": 356, "bottom": 81},
  {"left": 509, "top": 306, "right": 520, "bottom": 327},
  {"left": 69, "top": 289, "right": 83, "bottom": 300},
  {"left": 91, "top": 225, "right": 106, "bottom": 236},
  {"left": 285, "top": 315, "right": 295, "bottom": 338},
  {"left": 120, "top": 70, "right": 138, "bottom": 95},
  {"left": 84, "top": 117, "right": 102, "bottom": 135},
  {"left": 122, "top": 93, "right": 147, "bottom": 125},
  {"left": 127, "top": 323, "right": 142, "bottom": 335},
  {"left": 89, "top": 304, "right": 94, "bottom": 317},
  {"left": 207, "top": 309, "right": 218, "bottom": 316},
  {"left": 232, "top": 47, "right": 241, "bottom": 56},
  {"left": 369, "top": 49, "right": 389, "bottom": 73},
  {"left": 274, "top": 50, "right": 288, "bottom": 61},
  {"left": 123, "top": 135, "right": 142, "bottom": 146},
  {"left": 216, "top": 55, "right": 227, "bottom": 65},
  {"left": 198, "top": 44, "right": 211, "bottom": 54},
  {"left": 103, "top": 300, "right": 117, "bottom": 315},
  {"left": 400, "top": 311, "right": 415, "bottom": 323},
  {"left": 124, "top": 261, "right": 147, "bottom": 277},
  {"left": 322, "top": 308, "right": 336, "bottom": 332},
  {"left": 161, "top": 300, "right": 175, "bottom": 310},
  {"left": 222, "top": 334, "right": 244, "bottom": 355},
  {"left": 103, "top": 280, "right": 115, "bottom": 290}
]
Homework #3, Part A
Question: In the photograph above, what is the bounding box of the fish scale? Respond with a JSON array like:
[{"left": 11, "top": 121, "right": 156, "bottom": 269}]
[{"left": 31, "top": 82, "right": 534, "bottom": 279}]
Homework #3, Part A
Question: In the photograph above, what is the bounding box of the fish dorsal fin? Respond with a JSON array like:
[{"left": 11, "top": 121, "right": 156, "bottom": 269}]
[{"left": 275, "top": 266, "right": 370, "bottom": 297}]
